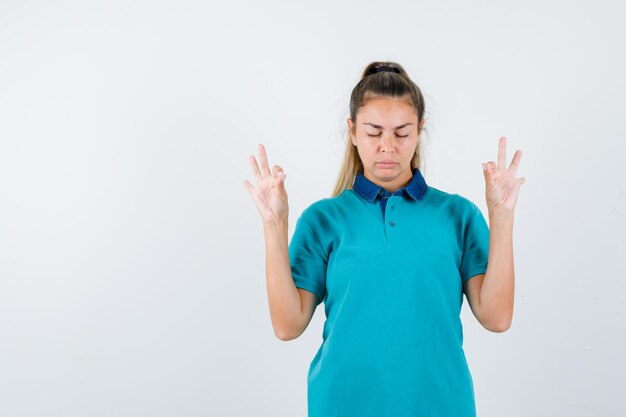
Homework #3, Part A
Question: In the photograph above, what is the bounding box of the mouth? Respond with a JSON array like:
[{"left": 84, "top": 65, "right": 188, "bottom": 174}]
[{"left": 377, "top": 162, "right": 398, "bottom": 167}]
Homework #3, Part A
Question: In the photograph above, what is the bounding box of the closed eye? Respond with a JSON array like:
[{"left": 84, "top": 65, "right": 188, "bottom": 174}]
[{"left": 367, "top": 134, "right": 409, "bottom": 138}]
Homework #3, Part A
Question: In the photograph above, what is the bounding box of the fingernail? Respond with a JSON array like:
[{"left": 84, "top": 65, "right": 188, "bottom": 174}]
[{"left": 482, "top": 163, "right": 486, "bottom": 171}]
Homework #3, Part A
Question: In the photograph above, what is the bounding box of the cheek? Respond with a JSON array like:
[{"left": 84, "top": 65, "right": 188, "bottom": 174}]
[
  {"left": 356, "top": 148, "right": 376, "bottom": 163},
  {"left": 402, "top": 139, "right": 419, "bottom": 150}
]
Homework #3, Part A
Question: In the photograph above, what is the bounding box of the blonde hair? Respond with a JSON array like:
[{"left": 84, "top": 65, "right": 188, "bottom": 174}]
[{"left": 331, "top": 61, "right": 427, "bottom": 197}]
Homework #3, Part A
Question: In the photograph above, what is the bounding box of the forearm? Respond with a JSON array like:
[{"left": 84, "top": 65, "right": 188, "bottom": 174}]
[
  {"left": 264, "top": 219, "right": 303, "bottom": 340},
  {"left": 480, "top": 209, "right": 515, "bottom": 331}
]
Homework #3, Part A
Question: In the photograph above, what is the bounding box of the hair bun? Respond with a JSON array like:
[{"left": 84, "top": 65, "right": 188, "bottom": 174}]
[{"left": 368, "top": 65, "right": 401, "bottom": 75}]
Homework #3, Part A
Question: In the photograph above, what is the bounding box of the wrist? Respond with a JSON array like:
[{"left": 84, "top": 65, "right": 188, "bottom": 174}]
[
  {"left": 264, "top": 218, "right": 289, "bottom": 231},
  {"left": 488, "top": 207, "right": 514, "bottom": 221}
]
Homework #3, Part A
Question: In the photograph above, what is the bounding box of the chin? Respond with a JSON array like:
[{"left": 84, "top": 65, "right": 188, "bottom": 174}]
[{"left": 374, "top": 165, "right": 400, "bottom": 172}]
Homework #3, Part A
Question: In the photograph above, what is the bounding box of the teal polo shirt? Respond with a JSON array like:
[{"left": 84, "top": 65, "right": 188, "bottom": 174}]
[{"left": 288, "top": 167, "right": 490, "bottom": 417}]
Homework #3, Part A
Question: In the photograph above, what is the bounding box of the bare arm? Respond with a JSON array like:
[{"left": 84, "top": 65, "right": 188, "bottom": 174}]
[
  {"left": 244, "top": 143, "right": 320, "bottom": 341},
  {"left": 481, "top": 211, "right": 515, "bottom": 331},
  {"left": 264, "top": 219, "right": 320, "bottom": 340},
  {"left": 466, "top": 137, "right": 524, "bottom": 332}
]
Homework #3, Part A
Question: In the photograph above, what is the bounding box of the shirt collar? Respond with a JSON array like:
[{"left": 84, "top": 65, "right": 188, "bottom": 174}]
[{"left": 352, "top": 167, "right": 427, "bottom": 202}]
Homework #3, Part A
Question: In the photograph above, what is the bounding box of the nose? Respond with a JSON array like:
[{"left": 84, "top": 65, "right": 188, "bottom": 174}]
[{"left": 381, "top": 134, "right": 394, "bottom": 152}]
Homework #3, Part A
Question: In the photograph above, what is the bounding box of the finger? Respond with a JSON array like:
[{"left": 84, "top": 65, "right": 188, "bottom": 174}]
[
  {"left": 273, "top": 165, "right": 287, "bottom": 185},
  {"left": 258, "top": 143, "right": 272, "bottom": 178},
  {"left": 248, "top": 155, "right": 263, "bottom": 184},
  {"left": 508, "top": 150, "right": 522, "bottom": 176},
  {"left": 482, "top": 163, "right": 496, "bottom": 188},
  {"left": 243, "top": 179, "right": 255, "bottom": 194},
  {"left": 497, "top": 136, "right": 506, "bottom": 169},
  {"left": 487, "top": 163, "right": 496, "bottom": 188}
]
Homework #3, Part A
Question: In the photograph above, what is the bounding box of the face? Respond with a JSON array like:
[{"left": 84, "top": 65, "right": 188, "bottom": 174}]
[{"left": 347, "top": 96, "right": 424, "bottom": 192}]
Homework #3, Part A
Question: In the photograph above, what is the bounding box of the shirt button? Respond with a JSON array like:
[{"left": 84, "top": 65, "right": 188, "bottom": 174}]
[
  {"left": 391, "top": 205, "right": 395, "bottom": 210},
  {"left": 389, "top": 221, "right": 396, "bottom": 227}
]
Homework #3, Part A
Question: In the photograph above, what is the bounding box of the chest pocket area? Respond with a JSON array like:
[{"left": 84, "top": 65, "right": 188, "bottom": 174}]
[{"left": 326, "top": 243, "right": 384, "bottom": 297}]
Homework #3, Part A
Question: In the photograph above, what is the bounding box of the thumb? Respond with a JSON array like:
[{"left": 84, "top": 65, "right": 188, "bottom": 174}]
[{"left": 273, "top": 165, "right": 287, "bottom": 186}]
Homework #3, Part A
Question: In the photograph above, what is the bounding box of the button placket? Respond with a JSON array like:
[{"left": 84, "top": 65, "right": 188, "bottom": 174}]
[{"left": 387, "top": 195, "right": 397, "bottom": 228}]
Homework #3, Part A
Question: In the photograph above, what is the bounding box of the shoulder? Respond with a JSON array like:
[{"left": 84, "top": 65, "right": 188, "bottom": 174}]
[
  {"left": 424, "top": 186, "right": 482, "bottom": 217},
  {"left": 298, "top": 189, "right": 355, "bottom": 223}
]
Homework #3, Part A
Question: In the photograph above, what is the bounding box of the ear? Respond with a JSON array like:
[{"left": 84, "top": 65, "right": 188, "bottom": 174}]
[{"left": 347, "top": 118, "right": 356, "bottom": 146}]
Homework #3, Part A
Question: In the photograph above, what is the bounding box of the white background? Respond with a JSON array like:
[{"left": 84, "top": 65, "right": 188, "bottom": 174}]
[{"left": 1, "top": 0, "right": 624, "bottom": 416}]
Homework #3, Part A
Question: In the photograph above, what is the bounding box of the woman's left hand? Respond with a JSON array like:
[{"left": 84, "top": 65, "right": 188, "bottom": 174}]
[{"left": 482, "top": 136, "right": 525, "bottom": 213}]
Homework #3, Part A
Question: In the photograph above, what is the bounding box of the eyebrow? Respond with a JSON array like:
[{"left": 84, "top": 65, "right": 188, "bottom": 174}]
[{"left": 363, "top": 122, "right": 413, "bottom": 129}]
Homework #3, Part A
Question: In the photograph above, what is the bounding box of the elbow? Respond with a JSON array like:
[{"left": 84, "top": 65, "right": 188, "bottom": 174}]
[
  {"left": 274, "top": 326, "right": 302, "bottom": 341},
  {"left": 480, "top": 307, "right": 513, "bottom": 333},
  {"left": 485, "top": 319, "right": 512, "bottom": 333},
  {"left": 275, "top": 331, "right": 294, "bottom": 341},
  {"left": 488, "top": 324, "right": 510, "bottom": 333}
]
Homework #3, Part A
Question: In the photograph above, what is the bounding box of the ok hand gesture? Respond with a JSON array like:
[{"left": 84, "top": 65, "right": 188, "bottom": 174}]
[
  {"left": 482, "top": 136, "right": 526, "bottom": 213},
  {"left": 243, "top": 144, "right": 289, "bottom": 225}
]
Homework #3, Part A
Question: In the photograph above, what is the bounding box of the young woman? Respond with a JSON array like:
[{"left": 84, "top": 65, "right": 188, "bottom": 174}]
[{"left": 243, "top": 61, "right": 525, "bottom": 417}]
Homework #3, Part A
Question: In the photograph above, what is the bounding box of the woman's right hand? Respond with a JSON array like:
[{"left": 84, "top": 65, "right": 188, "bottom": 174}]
[{"left": 243, "top": 143, "right": 289, "bottom": 225}]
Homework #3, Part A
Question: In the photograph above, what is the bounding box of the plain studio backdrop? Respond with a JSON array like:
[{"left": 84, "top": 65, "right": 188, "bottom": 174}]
[{"left": 0, "top": 0, "right": 624, "bottom": 416}]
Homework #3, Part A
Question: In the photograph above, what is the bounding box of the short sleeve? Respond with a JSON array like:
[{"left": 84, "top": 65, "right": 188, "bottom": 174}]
[
  {"left": 459, "top": 204, "right": 490, "bottom": 283},
  {"left": 288, "top": 213, "right": 328, "bottom": 302}
]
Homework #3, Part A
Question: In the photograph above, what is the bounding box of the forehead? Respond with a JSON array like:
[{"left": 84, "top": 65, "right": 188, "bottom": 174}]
[{"left": 358, "top": 97, "right": 417, "bottom": 127}]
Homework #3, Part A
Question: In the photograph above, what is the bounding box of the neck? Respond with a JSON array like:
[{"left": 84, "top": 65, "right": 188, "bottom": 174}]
[{"left": 363, "top": 167, "right": 413, "bottom": 193}]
